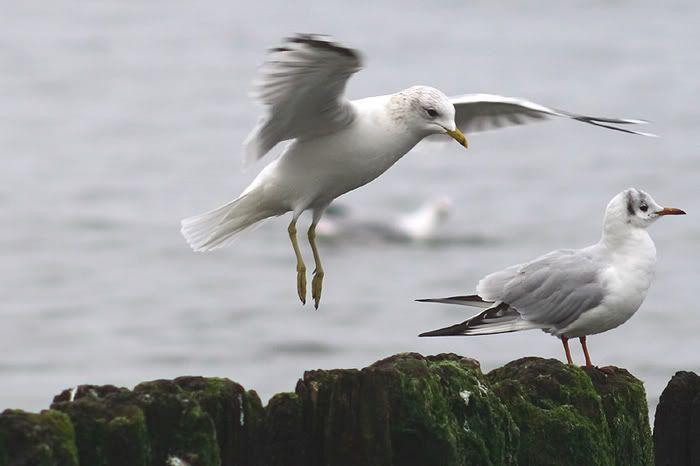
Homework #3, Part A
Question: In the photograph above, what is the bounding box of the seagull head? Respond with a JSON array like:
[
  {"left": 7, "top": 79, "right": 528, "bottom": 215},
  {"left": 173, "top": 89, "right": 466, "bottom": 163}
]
[
  {"left": 605, "top": 188, "right": 685, "bottom": 231},
  {"left": 395, "top": 86, "right": 467, "bottom": 148}
]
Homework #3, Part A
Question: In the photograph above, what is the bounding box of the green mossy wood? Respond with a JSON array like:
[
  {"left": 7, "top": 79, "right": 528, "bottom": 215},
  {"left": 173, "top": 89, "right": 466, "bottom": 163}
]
[
  {"left": 0, "top": 409, "right": 78, "bottom": 466},
  {"left": 0, "top": 353, "right": 657, "bottom": 466},
  {"left": 264, "top": 393, "right": 304, "bottom": 466},
  {"left": 172, "top": 376, "right": 264, "bottom": 466},
  {"left": 51, "top": 384, "right": 151, "bottom": 466},
  {"left": 488, "top": 357, "right": 653, "bottom": 466},
  {"left": 295, "top": 353, "right": 519, "bottom": 466},
  {"left": 50, "top": 378, "right": 263, "bottom": 466},
  {"left": 584, "top": 366, "right": 654, "bottom": 465}
]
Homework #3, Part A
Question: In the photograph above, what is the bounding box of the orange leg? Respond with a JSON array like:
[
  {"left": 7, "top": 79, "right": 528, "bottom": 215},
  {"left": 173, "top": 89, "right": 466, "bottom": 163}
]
[
  {"left": 580, "top": 336, "right": 593, "bottom": 368},
  {"left": 561, "top": 336, "right": 573, "bottom": 365}
]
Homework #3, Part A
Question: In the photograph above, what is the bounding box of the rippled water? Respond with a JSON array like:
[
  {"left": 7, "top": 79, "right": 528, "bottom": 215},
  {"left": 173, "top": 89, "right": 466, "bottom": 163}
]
[{"left": 1, "top": 1, "right": 698, "bottom": 416}]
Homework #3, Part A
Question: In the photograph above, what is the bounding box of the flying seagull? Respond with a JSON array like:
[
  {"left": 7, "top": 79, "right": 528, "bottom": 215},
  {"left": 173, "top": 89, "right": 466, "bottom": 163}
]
[
  {"left": 181, "top": 33, "right": 652, "bottom": 309},
  {"left": 418, "top": 188, "right": 684, "bottom": 367}
]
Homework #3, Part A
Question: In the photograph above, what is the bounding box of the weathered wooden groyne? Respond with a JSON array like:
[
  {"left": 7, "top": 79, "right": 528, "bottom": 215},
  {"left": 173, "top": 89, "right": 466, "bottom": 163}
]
[{"left": 1, "top": 353, "right": 696, "bottom": 465}]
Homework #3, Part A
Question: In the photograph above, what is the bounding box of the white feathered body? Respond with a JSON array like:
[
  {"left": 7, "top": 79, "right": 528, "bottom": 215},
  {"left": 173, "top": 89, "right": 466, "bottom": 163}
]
[
  {"left": 181, "top": 95, "right": 422, "bottom": 251},
  {"left": 561, "top": 230, "right": 656, "bottom": 337},
  {"left": 425, "top": 189, "right": 666, "bottom": 341},
  {"left": 260, "top": 95, "right": 422, "bottom": 213},
  {"left": 473, "top": 231, "right": 657, "bottom": 339}
]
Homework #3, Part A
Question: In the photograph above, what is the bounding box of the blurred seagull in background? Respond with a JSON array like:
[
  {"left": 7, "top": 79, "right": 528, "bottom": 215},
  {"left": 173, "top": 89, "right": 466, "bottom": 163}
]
[
  {"left": 181, "top": 33, "right": 653, "bottom": 309},
  {"left": 418, "top": 188, "right": 684, "bottom": 367},
  {"left": 316, "top": 196, "right": 453, "bottom": 243},
  {"left": 395, "top": 196, "right": 453, "bottom": 241}
]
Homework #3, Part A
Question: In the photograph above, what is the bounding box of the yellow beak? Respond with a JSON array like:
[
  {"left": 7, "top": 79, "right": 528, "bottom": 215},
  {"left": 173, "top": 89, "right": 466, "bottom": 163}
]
[{"left": 446, "top": 128, "right": 468, "bottom": 148}]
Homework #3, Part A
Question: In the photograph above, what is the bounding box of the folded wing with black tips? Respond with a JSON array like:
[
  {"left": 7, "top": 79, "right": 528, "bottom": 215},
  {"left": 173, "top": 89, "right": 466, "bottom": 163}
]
[{"left": 418, "top": 301, "right": 540, "bottom": 337}]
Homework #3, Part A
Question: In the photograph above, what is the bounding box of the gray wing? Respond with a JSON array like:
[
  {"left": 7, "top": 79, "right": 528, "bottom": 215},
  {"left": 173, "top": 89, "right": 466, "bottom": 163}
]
[
  {"left": 477, "top": 249, "right": 607, "bottom": 329},
  {"left": 243, "top": 34, "right": 363, "bottom": 165},
  {"left": 448, "top": 94, "right": 655, "bottom": 136}
]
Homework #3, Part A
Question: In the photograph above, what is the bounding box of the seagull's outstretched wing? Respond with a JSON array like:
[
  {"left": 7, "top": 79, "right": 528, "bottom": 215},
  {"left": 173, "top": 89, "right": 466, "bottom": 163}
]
[
  {"left": 448, "top": 93, "right": 656, "bottom": 137},
  {"left": 243, "top": 34, "right": 363, "bottom": 165}
]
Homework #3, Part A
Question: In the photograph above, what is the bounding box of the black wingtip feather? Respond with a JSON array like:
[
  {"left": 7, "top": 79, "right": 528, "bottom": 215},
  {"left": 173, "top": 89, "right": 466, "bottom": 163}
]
[
  {"left": 574, "top": 118, "right": 653, "bottom": 136},
  {"left": 419, "top": 322, "right": 468, "bottom": 337},
  {"left": 284, "top": 33, "right": 360, "bottom": 60},
  {"left": 552, "top": 111, "right": 656, "bottom": 136},
  {"left": 415, "top": 295, "right": 489, "bottom": 305}
]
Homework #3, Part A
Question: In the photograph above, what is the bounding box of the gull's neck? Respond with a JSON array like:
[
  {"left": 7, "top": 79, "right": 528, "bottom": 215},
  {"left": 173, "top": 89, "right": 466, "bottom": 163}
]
[
  {"left": 598, "top": 210, "right": 657, "bottom": 302},
  {"left": 600, "top": 217, "right": 656, "bottom": 264}
]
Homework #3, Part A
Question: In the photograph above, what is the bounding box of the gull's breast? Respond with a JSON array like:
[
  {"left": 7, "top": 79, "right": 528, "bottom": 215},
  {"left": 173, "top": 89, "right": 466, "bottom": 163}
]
[
  {"left": 561, "top": 246, "right": 656, "bottom": 338},
  {"left": 276, "top": 102, "right": 422, "bottom": 204}
]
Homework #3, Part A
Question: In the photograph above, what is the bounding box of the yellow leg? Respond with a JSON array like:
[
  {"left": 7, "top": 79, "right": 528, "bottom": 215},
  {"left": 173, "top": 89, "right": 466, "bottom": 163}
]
[
  {"left": 288, "top": 220, "right": 306, "bottom": 305},
  {"left": 308, "top": 224, "right": 324, "bottom": 309}
]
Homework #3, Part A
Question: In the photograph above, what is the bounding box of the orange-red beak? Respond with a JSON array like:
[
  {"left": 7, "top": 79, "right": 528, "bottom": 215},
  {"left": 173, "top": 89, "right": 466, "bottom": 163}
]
[{"left": 655, "top": 207, "right": 686, "bottom": 216}]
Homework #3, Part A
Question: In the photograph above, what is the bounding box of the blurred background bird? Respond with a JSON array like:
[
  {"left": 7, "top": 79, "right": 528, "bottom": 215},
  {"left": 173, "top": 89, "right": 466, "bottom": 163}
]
[{"left": 316, "top": 196, "right": 453, "bottom": 243}]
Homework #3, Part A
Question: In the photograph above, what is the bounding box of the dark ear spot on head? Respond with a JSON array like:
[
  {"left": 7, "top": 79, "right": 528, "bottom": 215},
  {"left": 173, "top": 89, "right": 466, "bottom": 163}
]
[{"left": 626, "top": 192, "right": 635, "bottom": 215}]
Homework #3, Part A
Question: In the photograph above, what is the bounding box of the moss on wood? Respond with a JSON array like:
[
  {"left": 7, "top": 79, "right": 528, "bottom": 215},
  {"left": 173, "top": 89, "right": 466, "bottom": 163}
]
[
  {"left": 0, "top": 409, "right": 78, "bottom": 466},
  {"left": 584, "top": 366, "right": 653, "bottom": 465},
  {"left": 488, "top": 357, "right": 653, "bottom": 466},
  {"left": 1, "top": 353, "right": 657, "bottom": 466},
  {"left": 53, "top": 386, "right": 151, "bottom": 466},
  {"left": 296, "top": 352, "right": 519, "bottom": 466}
]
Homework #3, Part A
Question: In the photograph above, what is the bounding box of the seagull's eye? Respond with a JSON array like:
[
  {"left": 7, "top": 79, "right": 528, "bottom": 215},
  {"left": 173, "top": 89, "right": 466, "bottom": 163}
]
[
  {"left": 639, "top": 202, "right": 648, "bottom": 212},
  {"left": 426, "top": 108, "right": 438, "bottom": 118}
]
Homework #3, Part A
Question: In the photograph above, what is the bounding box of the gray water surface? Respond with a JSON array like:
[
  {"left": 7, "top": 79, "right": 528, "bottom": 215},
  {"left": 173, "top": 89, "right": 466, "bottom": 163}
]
[{"left": 1, "top": 1, "right": 698, "bottom": 415}]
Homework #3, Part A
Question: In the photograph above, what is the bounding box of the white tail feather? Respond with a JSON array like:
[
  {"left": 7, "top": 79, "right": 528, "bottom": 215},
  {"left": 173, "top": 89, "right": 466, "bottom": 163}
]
[
  {"left": 181, "top": 192, "right": 273, "bottom": 251},
  {"left": 461, "top": 319, "right": 540, "bottom": 335}
]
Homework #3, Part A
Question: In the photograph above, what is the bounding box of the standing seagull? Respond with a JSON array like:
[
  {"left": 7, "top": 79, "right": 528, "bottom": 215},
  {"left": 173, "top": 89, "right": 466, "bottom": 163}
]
[
  {"left": 181, "top": 34, "right": 652, "bottom": 309},
  {"left": 418, "top": 188, "right": 684, "bottom": 367}
]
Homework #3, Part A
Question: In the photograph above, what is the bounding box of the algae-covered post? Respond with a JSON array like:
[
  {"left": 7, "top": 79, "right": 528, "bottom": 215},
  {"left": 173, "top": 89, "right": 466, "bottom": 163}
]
[
  {"left": 488, "top": 358, "right": 653, "bottom": 466},
  {"left": 0, "top": 353, "right": 663, "bottom": 466},
  {"left": 294, "top": 353, "right": 519, "bottom": 466},
  {"left": 0, "top": 409, "right": 79, "bottom": 466}
]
